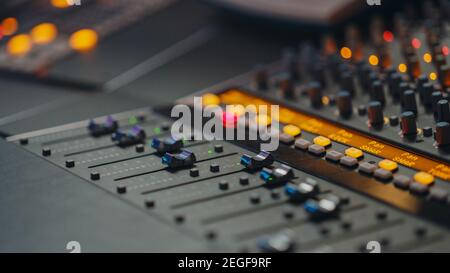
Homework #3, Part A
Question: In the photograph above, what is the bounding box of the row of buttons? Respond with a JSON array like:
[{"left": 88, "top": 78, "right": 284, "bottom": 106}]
[{"left": 279, "top": 124, "right": 449, "bottom": 203}]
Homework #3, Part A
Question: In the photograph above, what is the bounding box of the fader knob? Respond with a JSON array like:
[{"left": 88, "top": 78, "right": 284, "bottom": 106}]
[
  {"left": 370, "top": 80, "right": 385, "bottom": 106},
  {"left": 400, "top": 111, "right": 417, "bottom": 136},
  {"left": 337, "top": 91, "right": 353, "bottom": 117},
  {"left": 436, "top": 99, "right": 450, "bottom": 122},
  {"left": 308, "top": 81, "right": 323, "bottom": 108},
  {"left": 402, "top": 90, "right": 418, "bottom": 115},
  {"left": 367, "top": 101, "right": 384, "bottom": 125},
  {"left": 435, "top": 122, "right": 450, "bottom": 146}
]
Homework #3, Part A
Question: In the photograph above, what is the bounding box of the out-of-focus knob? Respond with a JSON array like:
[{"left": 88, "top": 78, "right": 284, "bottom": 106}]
[
  {"left": 400, "top": 111, "right": 417, "bottom": 136},
  {"left": 436, "top": 99, "right": 450, "bottom": 122},
  {"left": 401, "top": 90, "right": 418, "bottom": 115},
  {"left": 340, "top": 71, "right": 355, "bottom": 97},
  {"left": 337, "top": 91, "right": 353, "bottom": 118},
  {"left": 435, "top": 122, "right": 450, "bottom": 146},
  {"left": 367, "top": 101, "right": 384, "bottom": 125},
  {"left": 280, "top": 77, "right": 295, "bottom": 99},
  {"left": 370, "top": 80, "right": 386, "bottom": 106},
  {"left": 431, "top": 91, "right": 443, "bottom": 119},
  {"left": 254, "top": 65, "right": 268, "bottom": 90},
  {"left": 308, "top": 81, "right": 323, "bottom": 108}
]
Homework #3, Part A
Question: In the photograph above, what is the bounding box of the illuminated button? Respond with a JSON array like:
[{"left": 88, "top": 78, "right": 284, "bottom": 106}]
[
  {"left": 313, "top": 136, "right": 331, "bottom": 147},
  {"left": 2, "top": 17, "right": 18, "bottom": 36},
  {"left": 51, "top": 0, "right": 70, "bottom": 8},
  {"left": 283, "top": 125, "right": 301, "bottom": 137},
  {"left": 413, "top": 172, "right": 434, "bottom": 186},
  {"left": 378, "top": 159, "right": 398, "bottom": 172},
  {"left": 256, "top": 114, "right": 272, "bottom": 127},
  {"left": 7, "top": 34, "right": 32, "bottom": 56},
  {"left": 31, "top": 23, "right": 58, "bottom": 45},
  {"left": 69, "top": 29, "right": 98, "bottom": 52},
  {"left": 202, "top": 93, "right": 220, "bottom": 106},
  {"left": 340, "top": 47, "right": 352, "bottom": 59},
  {"left": 345, "top": 147, "right": 363, "bottom": 159}
]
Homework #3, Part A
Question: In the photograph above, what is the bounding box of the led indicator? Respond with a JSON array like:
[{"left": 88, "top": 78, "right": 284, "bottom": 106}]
[
  {"left": 411, "top": 38, "right": 421, "bottom": 49},
  {"left": 368, "top": 55, "right": 379, "bottom": 66},
  {"left": 398, "top": 63, "right": 407, "bottom": 73},
  {"left": 340, "top": 47, "right": 352, "bottom": 59},
  {"left": 31, "top": 23, "right": 57, "bottom": 45},
  {"left": 69, "top": 29, "right": 98, "bottom": 52},
  {"left": 423, "top": 53, "right": 432, "bottom": 63},
  {"left": 383, "top": 31, "right": 394, "bottom": 42}
]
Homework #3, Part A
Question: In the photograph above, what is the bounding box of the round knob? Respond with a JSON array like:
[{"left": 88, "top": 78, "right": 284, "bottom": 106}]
[
  {"left": 308, "top": 81, "right": 323, "bottom": 108},
  {"left": 436, "top": 99, "right": 450, "bottom": 123},
  {"left": 367, "top": 101, "right": 384, "bottom": 125},
  {"left": 337, "top": 91, "right": 353, "bottom": 117},
  {"left": 387, "top": 72, "right": 402, "bottom": 100},
  {"left": 435, "top": 122, "right": 450, "bottom": 146},
  {"left": 419, "top": 82, "right": 434, "bottom": 107},
  {"left": 400, "top": 111, "right": 417, "bottom": 136},
  {"left": 370, "top": 80, "right": 385, "bottom": 106},
  {"left": 279, "top": 77, "right": 295, "bottom": 99},
  {"left": 254, "top": 65, "right": 268, "bottom": 90},
  {"left": 401, "top": 90, "right": 418, "bottom": 115},
  {"left": 431, "top": 91, "right": 443, "bottom": 118},
  {"left": 340, "top": 72, "right": 355, "bottom": 97}
]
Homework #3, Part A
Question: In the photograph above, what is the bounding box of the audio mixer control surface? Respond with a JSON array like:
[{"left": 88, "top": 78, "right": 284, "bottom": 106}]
[{"left": 3, "top": 0, "right": 450, "bottom": 253}]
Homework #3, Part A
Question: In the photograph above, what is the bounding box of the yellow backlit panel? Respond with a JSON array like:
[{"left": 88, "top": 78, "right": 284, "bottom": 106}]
[{"left": 218, "top": 89, "right": 450, "bottom": 181}]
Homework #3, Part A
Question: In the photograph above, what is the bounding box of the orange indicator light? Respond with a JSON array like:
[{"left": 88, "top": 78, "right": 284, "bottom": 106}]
[
  {"left": 69, "top": 29, "right": 98, "bottom": 52},
  {"left": 340, "top": 47, "right": 352, "bottom": 59}
]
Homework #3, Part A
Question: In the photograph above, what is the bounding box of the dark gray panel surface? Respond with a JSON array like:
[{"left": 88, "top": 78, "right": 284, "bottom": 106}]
[{"left": 0, "top": 139, "right": 205, "bottom": 252}]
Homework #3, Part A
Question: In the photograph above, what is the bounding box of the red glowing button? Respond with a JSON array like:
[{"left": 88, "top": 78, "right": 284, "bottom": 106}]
[
  {"left": 443, "top": 46, "right": 449, "bottom": 56},
  {"left": 383, "top": 31, "right": 394, "bottom": 43},
  {"left": 411, "top": 38, "right": 421, "bottom": 49},
  {"left": 222, "top": 112, "right": 238, "bottom": 128}
]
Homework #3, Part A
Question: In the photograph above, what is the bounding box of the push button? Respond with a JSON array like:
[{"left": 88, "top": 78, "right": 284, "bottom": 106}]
[
  {"left": 345, "top": 147, "right": 363, "bottom": 159},
  {"left": 283, "top": 125, "right": 301, "bottom": 137},
  {"left": 294, "top": 139, "right": 311, "bottom": 150},
  {"left": 413, "top": 172, "right": 434, "bottom": 186},
  {"left": 378, "top": 159, "right": 398, "bottom": 171},
  {"left": 313, "top": 136, "right": 331, "bottom": 147},
  {"left": 358, "top": 162, "right": 377, "bottom": 175}
]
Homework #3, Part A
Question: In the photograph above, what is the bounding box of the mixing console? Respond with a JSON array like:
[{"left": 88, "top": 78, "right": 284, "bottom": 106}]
[
  {"left": 0, "top": 0, "right": 173, "bottom": 73},
  {"left": 4, "top": 0, "right": 450, "bottom": 253}
]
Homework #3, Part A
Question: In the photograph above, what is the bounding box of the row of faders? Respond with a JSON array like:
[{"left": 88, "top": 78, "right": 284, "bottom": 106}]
[
  {"left": 249, "top": 0, "right": 450, "bottom": 161},
  {"left": 8, "top": 101, "right": 450, "bottom": 252}
]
